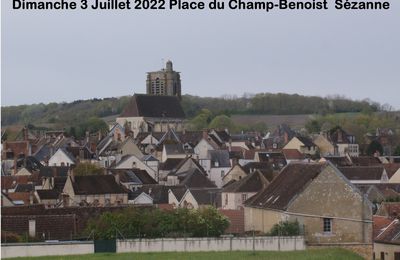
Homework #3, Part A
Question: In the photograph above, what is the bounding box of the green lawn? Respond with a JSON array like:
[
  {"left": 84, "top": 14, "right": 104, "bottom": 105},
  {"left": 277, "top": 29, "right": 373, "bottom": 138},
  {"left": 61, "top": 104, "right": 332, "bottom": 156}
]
[{"left": 7, "top": 248, "right": 363, "bottom": 260}]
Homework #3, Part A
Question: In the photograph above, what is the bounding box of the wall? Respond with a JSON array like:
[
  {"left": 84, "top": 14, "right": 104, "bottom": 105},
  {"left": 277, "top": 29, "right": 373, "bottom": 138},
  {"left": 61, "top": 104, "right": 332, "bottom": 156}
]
[
  {"left": 1, "top": 241, "right": 94, "bottom": 258},
  {"left": 374, "top": 242, "right": 400, "bottom": 260},
  {"left": 287, "top": 165, "right": 373, "bottom": 244},
  {"left": 244, "top": 207, "right": 285, "bottom": 233},
  {"left": 117, "top": 236, "right": 305, "bottom": 253}
]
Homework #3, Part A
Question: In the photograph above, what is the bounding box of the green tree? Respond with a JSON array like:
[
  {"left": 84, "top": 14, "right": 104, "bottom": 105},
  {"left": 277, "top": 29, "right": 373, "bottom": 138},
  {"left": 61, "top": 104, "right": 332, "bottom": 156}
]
[
  {"left": 394, "top": 146, "right": 400, "bottom": 156},
  {"left": 269, "top": 220, "right": 301, "bottom": 236},
  {"left": 73, "top": 162, "right": 104, "bottom": 176},
  {"left": 208, "top": 115, "right": 234, "bottom": 131},
  {"left": 366, "top": 140, "right": 384, "bottom": 156}
]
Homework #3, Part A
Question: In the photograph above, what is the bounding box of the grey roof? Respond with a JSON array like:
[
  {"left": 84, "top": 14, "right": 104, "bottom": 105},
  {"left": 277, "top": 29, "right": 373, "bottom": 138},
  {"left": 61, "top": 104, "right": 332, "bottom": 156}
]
[
  {"left": 178, "top": 168, "right": 217, "bottom": 188},
  {"left": 120, "top": 94, "right": 185, "bottom": 118},
  {"left": 223, "top": 170, "right": 270, "bottom": 193},
  {"left": 208, "top": 150, "right": 231, "bottom": 167},
  {"left": 245, "top": 163, "right": 326, "bottom": 211},
  {"left": 164, "top": 144, "right": 185, "bottom": 155}
]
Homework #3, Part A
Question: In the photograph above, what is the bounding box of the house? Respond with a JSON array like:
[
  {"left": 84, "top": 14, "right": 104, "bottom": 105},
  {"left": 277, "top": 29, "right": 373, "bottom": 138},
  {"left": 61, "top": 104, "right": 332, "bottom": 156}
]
[
  {"left": 118, "top": 137, "right": 144, "bottom": 158},
  {"left": 244, "top": 162, "right": 372, "bottom": 244},
  {"left": 116, "top": 94, "right": 185, "bottom": 138},
  {"left": 48, "top": 148, "right": 76, "bottom": 167},
  {"left": 109, "top": 168, "right": 157, "bottom": 191},
  {"left": 34, "top": 189, "right": 61, "bottom": 207},
  {"left": 283, "top": 136, "right": 317, "bottom": 155},
  {"left": 162, "top": 144, "right": 187, "bottom": 162},
  {"left": 172, "top": 188, "right": 221, "bottom": 209},
  {"left": 114, "top": 155, "right": 157, "bottom": 181},
  {"left": 373, "top": 219, "right": 400, "bottom": 260},
  {"left": 261, "top": 124, "right": 296, "bottom": 151},
  {"left": 222, "top": 164, "right": 248, "bottom": 186},
  {"left": 222, "top": 170, "right": 270, "bottom": 210},
  {"left": 158, "top": 158, "right": 186, "bottom": 182},
  {"left": 63, "top": 175, "right": 128, "bottom": 206},
  {"left": 314, "top": 127, "right": 359, "bottom": 157},
  {"left": 167, "top": 168, "right": 217, "bottom": 188},
  {"left": 200, "top": 150, "right": 231, "bottom": 188},
  {"left": 128, "top": 191, "right": 153, "bottom": 205}
]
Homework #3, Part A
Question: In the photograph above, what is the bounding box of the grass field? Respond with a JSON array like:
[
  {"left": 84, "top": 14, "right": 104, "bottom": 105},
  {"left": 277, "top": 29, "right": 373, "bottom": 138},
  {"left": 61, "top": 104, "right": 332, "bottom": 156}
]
[{"left": 6, "top": 248, "right": 363, "bottom": 260}]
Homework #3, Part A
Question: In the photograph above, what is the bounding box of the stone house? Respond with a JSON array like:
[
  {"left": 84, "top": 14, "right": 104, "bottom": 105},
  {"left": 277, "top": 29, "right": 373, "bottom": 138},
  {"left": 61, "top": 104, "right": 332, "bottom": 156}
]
[
  {"left": 63, "top": 175, "right": 128, "bottom": 207},
  {"left": 244, "top": 162, "right": 373, "bottom": 244},
  {"left": 48, "top": 148, "right": 76, "bottom": 167},
  {"left": 283, "top": 136, "right": 318, "bottom": 155},
  {"left": 222, "top": 170, "right": 269, "bottom": 210}
]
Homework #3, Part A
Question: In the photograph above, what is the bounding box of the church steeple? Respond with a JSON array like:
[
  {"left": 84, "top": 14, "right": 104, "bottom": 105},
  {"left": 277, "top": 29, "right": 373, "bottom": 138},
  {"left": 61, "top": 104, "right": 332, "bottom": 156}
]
[{"left": 146, "top": 60, "right": 181, "bottom": 100}]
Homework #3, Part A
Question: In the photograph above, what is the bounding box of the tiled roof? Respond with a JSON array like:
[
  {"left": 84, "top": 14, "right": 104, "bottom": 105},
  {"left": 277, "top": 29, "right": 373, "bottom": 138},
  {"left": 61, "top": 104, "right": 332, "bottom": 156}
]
[
  {"left": 208, "top": 150, "right": 231, "bottom": 168},
  {"left": 72, "top": 175, "right": 127, "bottom": 195},
  {"left": 375, "top": 219, "right": 400, "bottom": 245},
  {"left": 120, "top": 94, "right": 185, "bottom": 118},
  {"left": 351, "top": 156, "right": 382, "bottom": 166},
  {"left": 373, "top": 216, "right": 393, "bottom": 239},
  {"left": 189, "top": 188, "right": 221, "bottom": 206},
  {"left": 245, "top": 163, "right": 326, "bottom": 211},
  {"left": 36, "top": 189, "right": 60, "bottom": 200},
  {"left": 241, "top": 162, "right": 276, "bottom": 182},
  {"left": 179, "top": 168, "right": 217, "bottom": 188},
  {"left": 110, "top": 169, "right": 157, "bottom": 185},
  {"left": 282, "top": 149, "right": 305, "bottom": 160},
  {"left": 223, "top": 170, "right": 269, "bottom": 193},
  {"left": 39, "top": 166, "right": 69, "bottom": 178},
  {"left": 296, "top": 136, "right": 315, "bottom": 147},
  {"left": 338, "top": 166, "right": 385, "bottom": 181},
  {"left": 219, "top": 209, "right": 244, "bottom": 234},
  {"left": 159, "top": 158, "right": 185, "bottom": 171}
]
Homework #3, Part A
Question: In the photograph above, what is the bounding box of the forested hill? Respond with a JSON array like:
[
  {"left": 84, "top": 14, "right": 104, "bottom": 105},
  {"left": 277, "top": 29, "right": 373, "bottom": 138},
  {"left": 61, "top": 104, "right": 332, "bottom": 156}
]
[{"left": 2, "top": 92, "right": 381, "bottom": 128}]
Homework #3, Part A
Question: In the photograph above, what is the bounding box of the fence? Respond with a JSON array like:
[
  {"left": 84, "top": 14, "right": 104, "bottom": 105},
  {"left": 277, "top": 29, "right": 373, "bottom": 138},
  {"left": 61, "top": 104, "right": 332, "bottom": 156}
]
[
  {"left": 1, "top": 241, "right": 94, "bottom": 259},
  {"left": 117, "top": 236, "right": 305, "bottom": 253},
  {"left": 1, "top": 236, "right": 305, "bottom": 258}
]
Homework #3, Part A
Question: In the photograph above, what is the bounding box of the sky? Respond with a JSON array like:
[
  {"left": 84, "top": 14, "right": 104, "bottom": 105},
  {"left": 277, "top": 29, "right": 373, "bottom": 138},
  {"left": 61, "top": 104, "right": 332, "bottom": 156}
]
[{"left": 2, "top": 1, "right": 400, "bottom": 109}]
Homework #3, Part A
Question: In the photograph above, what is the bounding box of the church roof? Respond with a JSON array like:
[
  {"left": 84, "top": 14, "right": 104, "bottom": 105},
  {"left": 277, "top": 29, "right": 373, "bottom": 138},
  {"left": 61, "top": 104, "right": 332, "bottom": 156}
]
[{"left": 120, "top": 94, "right": 185, "bottom": 118}]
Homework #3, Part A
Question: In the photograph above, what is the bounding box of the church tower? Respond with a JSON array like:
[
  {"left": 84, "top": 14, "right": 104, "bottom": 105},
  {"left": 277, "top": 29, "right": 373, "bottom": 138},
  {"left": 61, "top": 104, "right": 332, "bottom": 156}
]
[{"left": 146, "top": 60, "right": 182, "bottom": 100}]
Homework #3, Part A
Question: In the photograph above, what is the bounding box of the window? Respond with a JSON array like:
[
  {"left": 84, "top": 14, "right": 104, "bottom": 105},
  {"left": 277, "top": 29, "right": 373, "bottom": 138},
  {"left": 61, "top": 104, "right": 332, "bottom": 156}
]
[
  {"left": 323, "top": 218, "right": 332, "bottom": 233},
  {"left": 225, "top": 194, "right": 228, "bottom": 205},
  {"left": 394, "top": 252, "right": 400, "bottom": 260},
  {"left": 241, "top": 194, "right": 247, "bottom": 202}
]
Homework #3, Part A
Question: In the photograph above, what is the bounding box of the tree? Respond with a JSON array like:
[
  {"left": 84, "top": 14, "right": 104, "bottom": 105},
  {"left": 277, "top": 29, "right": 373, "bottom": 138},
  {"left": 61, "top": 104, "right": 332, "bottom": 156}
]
[
  {"left": 366, "top": 140, "right": 383, "bottom": 156},
  {"left": 85, "top": 207, "right": 229, "bottom": 239},
  {"left": 269, "top": 220, "right": 301, "bottom": 236},
  {"left": 394, "top": 146, "right": 400, "bottom": 156},
  {"left": 189, "top": 109, "right": 213, "bottom": 130},
  {"left": 208, "top": 115, "right": 234, "bottom": 131},
  {"left": 73, "top": 162, "right": 104, "bottom": 176}
]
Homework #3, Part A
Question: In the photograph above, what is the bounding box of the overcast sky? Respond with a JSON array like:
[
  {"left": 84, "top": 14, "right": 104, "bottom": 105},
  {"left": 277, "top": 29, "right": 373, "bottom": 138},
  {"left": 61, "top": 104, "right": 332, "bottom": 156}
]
[{"left": 2, "top": 1, "right": 400, "bottom": 109}]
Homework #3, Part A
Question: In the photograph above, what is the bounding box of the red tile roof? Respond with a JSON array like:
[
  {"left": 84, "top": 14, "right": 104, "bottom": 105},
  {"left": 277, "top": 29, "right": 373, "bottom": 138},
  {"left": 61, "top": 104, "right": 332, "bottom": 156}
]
[
  {"left": 373, "top": 216, "right": 393, "bottom": 239},
  {"left": 282, "top": 149, "right": 305, "bottom": 160}
]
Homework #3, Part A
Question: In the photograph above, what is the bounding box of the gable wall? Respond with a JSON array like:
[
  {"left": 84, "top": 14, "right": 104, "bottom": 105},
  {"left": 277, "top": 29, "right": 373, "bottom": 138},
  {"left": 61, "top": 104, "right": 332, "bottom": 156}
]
[{"left": 287, "top": 165, "right": 372, "bottom": 243}]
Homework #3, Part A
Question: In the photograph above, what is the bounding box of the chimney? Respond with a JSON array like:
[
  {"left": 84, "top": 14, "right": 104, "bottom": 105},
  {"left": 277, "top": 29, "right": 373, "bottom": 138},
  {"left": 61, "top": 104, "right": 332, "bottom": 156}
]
[
  {"left": 29, "top": 192, "right": 34, "bottom": 205},
  {"left": 69, "top": 169, "right": 75, "bottom": 183},
  {"left": 202, "top": 129, "right": 209, "bottom": 140},
  {"left": 114, "top": 174, "right": 120, "bottom": 185},
  {"left": 24, "top": 127, "right": 28, "bottom": 141}
]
